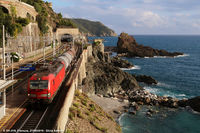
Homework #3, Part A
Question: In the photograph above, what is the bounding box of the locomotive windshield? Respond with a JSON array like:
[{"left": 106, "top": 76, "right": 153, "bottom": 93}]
[{"left": 30, "top": 80, "right": 48, "bottom": 89}]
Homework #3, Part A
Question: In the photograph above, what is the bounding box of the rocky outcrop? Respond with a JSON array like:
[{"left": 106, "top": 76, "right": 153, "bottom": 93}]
[
  {"left": 117, "top": 32, "right": 183, "bottom": 57},
  {"left": 111, "top": 57, "right": 133, "bottom": 68},
  {"left": 82, "top": 41, "right": 140, "bottom": 96},
  {"left": 132, "top": 75, "right": 158, "bottom": 85},
  {"left": 179, "top": 96, "right": 200, "bottom": 112},
  {"left": 187, "top": 96, "right": 200, "bottom": 112},
  {"left": 82, "top": 60, "right": 140, "bottom": 96},
  {"left": 104, "top": 46, "right": 117, "bottom": 53},
  {"left": 126, "top": 90, "right": 179, "bottom": 108}
]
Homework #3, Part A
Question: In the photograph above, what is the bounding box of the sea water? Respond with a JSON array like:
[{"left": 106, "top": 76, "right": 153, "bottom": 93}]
[{"left": 89, "top": 36, "right": 200, "bottom": 133}]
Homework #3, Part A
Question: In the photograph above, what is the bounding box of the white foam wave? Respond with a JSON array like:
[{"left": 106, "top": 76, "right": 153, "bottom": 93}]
[
  {"left": 144, "top": 86, "right": 159, "bottom": 94},
  {"left": 175, "top": 54, "right": 190, "bottom": 58},
  {"left": 177, "top": 94, "right": 186, "bottom": 97},
  {"left": 118, "top": 113, "right": 126, "bottom": 125},
  {"left": 120, "top": 65, "right": 141, "bottom": 70},
  {"left": 153, "top": 56, "right": 168, "bottom": 58},
  {"left": 157, "top": 82, "right": 172, "bottom": 88},
  {"left": 142, "top": 54, "right": 189, "bottom": 59},
  {"left": 144, "top": 86, "right": 187, "bottom": 99}
]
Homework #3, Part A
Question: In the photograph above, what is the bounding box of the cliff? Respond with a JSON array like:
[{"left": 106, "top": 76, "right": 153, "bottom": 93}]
[
  {"left": 71, "top": 18, "right": 117, "bottom": 36},
  {"left": 82, "top": 41, "right": 140, "bottom": 96}
]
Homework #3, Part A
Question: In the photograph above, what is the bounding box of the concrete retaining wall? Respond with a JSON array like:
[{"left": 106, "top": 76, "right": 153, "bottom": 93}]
[
  {"left": 23, "top": 46, "right": 52, "bottom": 59},
  {"left": 0, "top": 105, "right": 5, "bottom": 120},
  {"left": 55, "top": 45, "right": 92, "bottom": 131}
]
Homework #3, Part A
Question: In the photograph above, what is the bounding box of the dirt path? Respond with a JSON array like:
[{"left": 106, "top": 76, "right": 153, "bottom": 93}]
[{"left": 90, "top": 95, "right": 129, "bottom": 119}]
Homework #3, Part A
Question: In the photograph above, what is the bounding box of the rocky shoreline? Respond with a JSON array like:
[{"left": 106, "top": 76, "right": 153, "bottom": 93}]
[{"left": 82, "top": 39, "right": 200, "bottom": 120}]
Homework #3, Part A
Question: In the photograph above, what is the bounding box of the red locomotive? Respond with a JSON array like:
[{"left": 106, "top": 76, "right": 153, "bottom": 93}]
[{"left": 27, "top": 48, "right": 76, "bottom": 103}]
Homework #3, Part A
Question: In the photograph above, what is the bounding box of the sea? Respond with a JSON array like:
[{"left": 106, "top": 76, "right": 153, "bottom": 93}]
[{"left": 89, "top": 35, "right": 200, "bottom": 133}]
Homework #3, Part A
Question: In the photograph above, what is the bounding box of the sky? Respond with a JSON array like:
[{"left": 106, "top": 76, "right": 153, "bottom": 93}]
[{"left": 46, "top": 0, "right": 200, "bottom": 35}]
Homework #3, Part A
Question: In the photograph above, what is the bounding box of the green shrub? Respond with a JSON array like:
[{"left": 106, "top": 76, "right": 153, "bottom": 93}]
[
  {"left": 73, "top": 102, "right": 79, "bottom": 108},
  {"left": 89, "top": 104, "right": 96, "bottom": 112},
  {"left": 16, "top": 17, "right": 30, "bottom": 26},
  {"left": 81, "top": 99, "right": 87, "bottom": 106}
]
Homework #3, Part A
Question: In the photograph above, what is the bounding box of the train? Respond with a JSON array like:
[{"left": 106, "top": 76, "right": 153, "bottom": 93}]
[{"left": 27, "top": 47, "right": 76, "bottom": 103}]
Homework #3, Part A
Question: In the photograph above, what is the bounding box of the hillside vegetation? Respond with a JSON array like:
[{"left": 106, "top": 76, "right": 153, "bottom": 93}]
[
  {"left": 21, "top": 0, "right": 76, "bottom": 34},
  {"left": 0, "top": 6, "right": 29, "bottom": 46},
  {"left": 66, "top": 90, "right": 121, "bottom": 133},
  {"left": 71, "top": 18, "right": 117, "bottom": 36}
]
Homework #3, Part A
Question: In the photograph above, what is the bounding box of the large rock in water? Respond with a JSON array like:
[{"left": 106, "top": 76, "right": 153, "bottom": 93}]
[
  {"left": 111, "top": 57, "right": 133, "bottom": 68},
  {"left": 132, "top": 75, "right": 158, "bottom": 85},
  {"left": 117, "top": 32, "right": 183, "bottom": 57},
  {"left": 187, "top": 96, "right": 200, "bottom": 112}
]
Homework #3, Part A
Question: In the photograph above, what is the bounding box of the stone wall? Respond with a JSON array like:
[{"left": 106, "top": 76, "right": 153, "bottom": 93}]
[
  {"left": 0, "top": 0, "right": 38, "bottom": 21},
  {"left": 55, "top": 45, "right": 93, "bottom": 131},
  {"left": 6, "top": 23, "right": 42, "bottom": 55}
]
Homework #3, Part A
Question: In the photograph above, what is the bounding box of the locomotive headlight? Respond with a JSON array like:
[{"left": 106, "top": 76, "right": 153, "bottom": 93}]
[{"left": 48, "top": 93, "right": 51, "bottom": 97}]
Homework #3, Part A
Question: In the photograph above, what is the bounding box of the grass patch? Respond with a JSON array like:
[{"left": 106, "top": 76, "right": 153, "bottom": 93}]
[
  {"left": 97, "top": 110, "right": 105, "bottom": 117},
  {"left": 73, "top": 102, "right": 79, "bottom": 108},
  {"left": 85, "top": 110, "right": 91, "bottom": 116},
  {"left": 69, "top": 112, "right": 75, "bottom": 120},
  {"left": 81, "top": 99, "right": 88, "bottom": 106},
  {"left": 77, "top": 108, "right": 85, "bottom": 119},
  {"left": 116, "top": 124, "right": 122, "bottom": 132},
  {"left": 94, "top": 115, "right": 102, "bottom": 121},
  {"left": 89, "top": 104, "right": 96, "bottom": 112},
  {"left": 90, "top": 120, "right": 108, "bottom": 133},
  {"left": 106, "top": 114, "right": 114, "bottom": 121},
  {"left": 75, "top": 90, "right": 81, "bottom": 97},
  {"left": 65, "top": 129, "right": 73, "bottom": 133}
]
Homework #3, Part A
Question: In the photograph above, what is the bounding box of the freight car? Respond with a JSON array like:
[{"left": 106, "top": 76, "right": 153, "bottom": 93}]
[{"left": 27, "top": 48, "right": 76, "bottom": 103}]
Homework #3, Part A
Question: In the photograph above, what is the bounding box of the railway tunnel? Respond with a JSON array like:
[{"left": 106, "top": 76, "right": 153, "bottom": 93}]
[{"left": 0, "top": 6, "right": 9, "bottom": 14}]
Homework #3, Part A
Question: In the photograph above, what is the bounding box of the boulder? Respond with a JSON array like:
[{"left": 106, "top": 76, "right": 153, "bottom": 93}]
[
  {"left": 117, "top": 32, "right": 184, "bottom": 57},
  {"left": 132, "top": 75, "right": 158, "bottom": 85},
  {"left": 111, "top": 56, "right": 133, "bottom": 68},
  {"left": 187, "top": 96, "right": 200, "bottom": 112},
  {"left": 146, "top": 112, "right": 153, "bottom": 117}
]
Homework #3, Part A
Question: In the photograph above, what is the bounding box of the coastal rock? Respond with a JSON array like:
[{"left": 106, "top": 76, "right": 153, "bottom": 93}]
[
  {"left": 129, "top": 110, "right": 136, "bottom": 115},
  {"left": 132, "top": 75, "right": 158, "bottom": 85},
  {"left": 92, "top": 40, "right": 105, "bottom": 61},
  {"left": 111, "top": 56, "right": 134, "bottom": 68},
  {"left": 113, "top": 110, "right": 121, "bottom": 114},
  {"left": 187, "top": 96, "right": 200, "bottom": 112},
  {"left": 104, "top": 46, "right": 117, "bottom": 53},
  {"left": 82, "top": 41, "right": 140, "bottom": 96},
  {"left": 178, "top": 98, "right": 188, "bottom": 107},
  {"left": 129, "top": 102, "right": 140, "bottom": 111},
  {"left": 117, "top": 32, "right": 183, "bottom": 57},
  {"left": 146, "top": 112, "right": 153, "bottom": 117}
]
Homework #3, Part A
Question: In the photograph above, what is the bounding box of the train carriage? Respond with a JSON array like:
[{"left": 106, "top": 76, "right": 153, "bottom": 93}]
[{"left": 27, "top": 48, "right": 76, "bottom": 103}]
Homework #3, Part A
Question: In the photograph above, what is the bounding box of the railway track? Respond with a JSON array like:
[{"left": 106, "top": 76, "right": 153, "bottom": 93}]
[{"left": 15, "top": 107, "right": 48, "bottom": 133}]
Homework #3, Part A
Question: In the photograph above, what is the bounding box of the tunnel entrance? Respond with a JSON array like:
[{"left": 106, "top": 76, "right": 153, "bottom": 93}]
[
  {"left": 0, "top": 6, "right": 9, "bottom": 14},
  {"left": 61, "top": 34, "right": 73, "bottom": 43}
]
